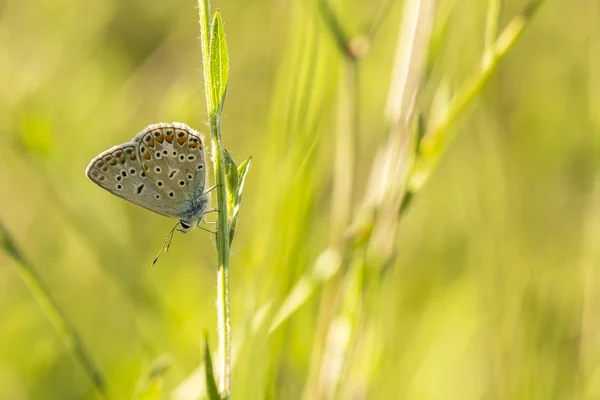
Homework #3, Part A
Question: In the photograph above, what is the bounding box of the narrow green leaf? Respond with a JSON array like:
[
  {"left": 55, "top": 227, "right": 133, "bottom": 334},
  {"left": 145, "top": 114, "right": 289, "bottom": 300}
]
[
  {"left": 413, "top": 0, "right": 547, "bottom": 193},
  {"left": 229, "top": 157, "right": 252, "bottom": 245},
  {"left": 224, "top": 149, "right": 239, "bottom": 223},
  {"left": 204, "top": 334, "right": 221, "bottom": 400},
  {"left": 0, "top": 221, "right": 110, "bottom": 398},
  {"left": 209, "top": 11, "right": 229, "bottom": 115}
]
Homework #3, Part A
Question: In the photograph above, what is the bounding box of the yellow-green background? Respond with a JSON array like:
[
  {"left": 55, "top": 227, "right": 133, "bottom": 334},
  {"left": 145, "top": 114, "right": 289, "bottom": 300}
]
[{"left": 0, "top": 0, "right": 597, "bottom": 399}]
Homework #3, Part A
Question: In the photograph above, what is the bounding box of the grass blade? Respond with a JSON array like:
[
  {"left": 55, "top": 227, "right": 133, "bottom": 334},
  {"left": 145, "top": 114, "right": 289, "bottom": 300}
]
[
  {"left": 229, "top": 157, "right": 252, "bottom": 246},
  {"left": 209, "top": 10, "right": 229, "bottom": 114},
  {"left": 204, "top": 334, "right": 221, "bottom": 400},
  {"left": 410, "top": 0, "right": 548, "bottom": 191},
  {"left": 224, "top": 149, "right": 239, "bottom": 224},
  {"left": 0, "top": 221, "right": 111, "bottom": 399}
]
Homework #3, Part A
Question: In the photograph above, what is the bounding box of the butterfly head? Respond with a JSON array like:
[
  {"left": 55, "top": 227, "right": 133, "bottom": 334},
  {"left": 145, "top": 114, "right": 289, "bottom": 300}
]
[{"left": 179, "top": 219, "right": 196, "bottom": 233}]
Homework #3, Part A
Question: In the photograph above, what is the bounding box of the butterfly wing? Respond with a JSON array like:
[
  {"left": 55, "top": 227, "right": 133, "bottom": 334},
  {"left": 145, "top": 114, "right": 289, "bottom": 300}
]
[
  {"left": 134, "top": 122, "right": 208, "bottom": 221},
  {"left": 85, "top": 122, "right": 207, "bottom": 220}
]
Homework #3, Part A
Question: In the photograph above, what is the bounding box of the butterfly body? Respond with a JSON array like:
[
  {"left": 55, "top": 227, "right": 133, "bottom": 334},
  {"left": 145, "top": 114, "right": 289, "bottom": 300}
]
[{"left": 86, "top": 122, "right": 210, "bottom": 232}]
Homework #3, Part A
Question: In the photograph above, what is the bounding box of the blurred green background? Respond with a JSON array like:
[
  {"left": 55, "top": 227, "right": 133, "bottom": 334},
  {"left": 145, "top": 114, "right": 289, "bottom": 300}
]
[{"left": 0, "top": 0, "right": 597, "bottom": 399}]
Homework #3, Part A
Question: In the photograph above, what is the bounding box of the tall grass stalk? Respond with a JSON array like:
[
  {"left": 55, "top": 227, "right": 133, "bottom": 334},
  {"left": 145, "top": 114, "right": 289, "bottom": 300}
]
[
  {"left": 268, "top": 0, "right": 546, "bottom": 396},
  {"left": 410, "top": 0, "right": 548, "bottom": 191},
  {"left": 324, "top": 0, "right": 434, "bottom": 396},
  {"left": 198, "top": 1, "right": 242, "bottom": 398},
  {"left": 0, "top": 222, "right": 110, "bottom": 399}
]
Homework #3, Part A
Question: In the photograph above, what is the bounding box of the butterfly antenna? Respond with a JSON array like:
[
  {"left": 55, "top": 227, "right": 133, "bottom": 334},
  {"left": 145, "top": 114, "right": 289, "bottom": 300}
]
[{"left": 152, "top": 222, "right": 179, "bottom": 266}]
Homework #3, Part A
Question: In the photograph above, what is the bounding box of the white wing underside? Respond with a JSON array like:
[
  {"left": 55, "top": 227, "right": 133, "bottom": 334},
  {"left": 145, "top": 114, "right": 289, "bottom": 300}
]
[{"left": 85, "top": 122, "right": 207, "bottom": 220}]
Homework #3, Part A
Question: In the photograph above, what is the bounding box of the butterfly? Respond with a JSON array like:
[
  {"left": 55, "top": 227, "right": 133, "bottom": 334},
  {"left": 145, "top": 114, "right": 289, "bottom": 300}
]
[{"left": 85, "top": 122, "right": 216, "bottom": 264}]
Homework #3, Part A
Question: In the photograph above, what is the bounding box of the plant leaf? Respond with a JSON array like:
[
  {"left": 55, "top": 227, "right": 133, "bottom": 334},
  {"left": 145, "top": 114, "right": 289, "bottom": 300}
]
[
  {"left": 0, "top": 221, "right": 110, "bottom": 397},
  {"left": 224, "top": 149, "right": 239, "bottom": 223},
  {"left": 229, "top": 157, "right": 251, "bottom": 245},
  {"left": 209, "top": 10, "right": 229, "bottom": 115},
  {"left": 204, "top": 333, "right": 221, "bottom": 400}
]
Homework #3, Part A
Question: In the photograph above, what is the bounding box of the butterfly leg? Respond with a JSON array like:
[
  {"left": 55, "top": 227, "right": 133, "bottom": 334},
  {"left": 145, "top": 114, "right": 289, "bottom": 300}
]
[
  {"left": 197, "top": 224, "right": 217, "bottom": 235},
  {"left": 200, "top": 208, "right": 220, "bottom": 225},
  {"left": 203, "top": 184, "right": 222, "bottom": 195}
]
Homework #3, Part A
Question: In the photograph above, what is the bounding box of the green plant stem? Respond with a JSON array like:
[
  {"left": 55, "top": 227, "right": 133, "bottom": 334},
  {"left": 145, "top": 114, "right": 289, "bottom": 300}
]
[
  {"left": 416, "top": 0, "right": 546, "bottom": 164},
  {"left": 211, "top": 114, "right": 231, "bottom": 397},
  {"left": 257, "top": 0, "right": 546, "bottom": 367},
  {"left": 0, "top": 223, "right": 110, "bottom": 399},
  {"left": 198, "top": 1, "right": 231, "bottom": 396}
]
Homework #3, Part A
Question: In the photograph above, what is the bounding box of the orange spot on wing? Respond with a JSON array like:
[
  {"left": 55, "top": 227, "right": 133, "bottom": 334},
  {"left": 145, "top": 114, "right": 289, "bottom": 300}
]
[
  {"left": 144, "top": 135, "right": 155, "bottom": 148},
  {"left": 118, "top": 155, "right": 126, "bottom": 164},
  {"left": 108, "top": 158, "right": 117, "bottom": 166},
  {"left": 143, "top": 152, "right": 151, "bottom": 160},
  {"left": 176, "top": 134, "right": 187, "bottom": 145},
  {"left": 188, "top": 142, "right": 199, "bottom": 148}
]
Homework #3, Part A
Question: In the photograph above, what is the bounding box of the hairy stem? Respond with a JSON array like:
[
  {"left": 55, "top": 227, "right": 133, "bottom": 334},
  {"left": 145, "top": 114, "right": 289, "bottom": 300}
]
[
  {"left": 198, "top": 1, "right": 231, "bottom": 397},
  {"left": 211, "top": 114, "right": 231, "bottom": 397}
]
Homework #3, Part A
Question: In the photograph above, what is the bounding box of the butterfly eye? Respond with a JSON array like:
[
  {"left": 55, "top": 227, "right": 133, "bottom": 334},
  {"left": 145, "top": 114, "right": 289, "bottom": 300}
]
[{"left": 180, "top": 221, "right": 191, "bottom": 229}]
